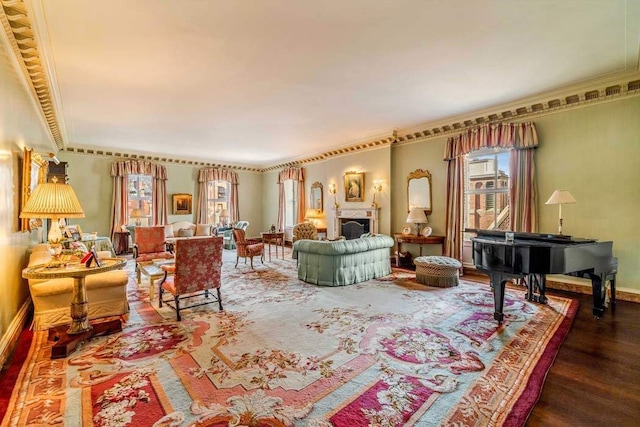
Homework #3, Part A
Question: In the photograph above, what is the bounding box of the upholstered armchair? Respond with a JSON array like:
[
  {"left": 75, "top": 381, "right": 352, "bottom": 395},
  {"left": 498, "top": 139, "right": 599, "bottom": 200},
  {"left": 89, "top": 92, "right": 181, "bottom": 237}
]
[
  {"left": 133, "top": 226, "right": 174, "bottom": 283},
  {"left": 292, "top": 222, "right": 318, "bottom": 243},
  {"left": 158, "top": 237, "right": 223, "bottom": 321},
  {"left": 232, "top": 228, "right": 264, "bottom": 269}
]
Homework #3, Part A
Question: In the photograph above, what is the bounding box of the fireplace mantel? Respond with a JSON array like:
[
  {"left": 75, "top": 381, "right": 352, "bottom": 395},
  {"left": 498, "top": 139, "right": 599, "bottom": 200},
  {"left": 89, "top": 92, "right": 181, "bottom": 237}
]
[{"left": 334, "top": 207, "right": 379, "bottom": 237}]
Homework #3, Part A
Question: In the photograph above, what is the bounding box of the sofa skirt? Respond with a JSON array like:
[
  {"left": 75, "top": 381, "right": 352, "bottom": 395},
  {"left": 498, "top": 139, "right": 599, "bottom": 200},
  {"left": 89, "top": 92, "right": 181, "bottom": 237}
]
[{"left": 297, "top": 247, "right": 391, "bottom": 286}]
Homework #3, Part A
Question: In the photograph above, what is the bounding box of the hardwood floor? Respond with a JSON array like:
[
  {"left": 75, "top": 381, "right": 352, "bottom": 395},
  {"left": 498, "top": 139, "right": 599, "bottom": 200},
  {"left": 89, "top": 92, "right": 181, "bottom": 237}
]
[{"left": 527, "top": 289, "right": 640, "bottom": 426}]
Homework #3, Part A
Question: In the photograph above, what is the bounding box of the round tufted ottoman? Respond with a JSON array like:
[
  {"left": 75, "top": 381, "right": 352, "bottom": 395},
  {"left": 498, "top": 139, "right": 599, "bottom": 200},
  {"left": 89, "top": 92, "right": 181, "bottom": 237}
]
[{"left": 413, "top": 256, "right": 462, "bottom": 288}]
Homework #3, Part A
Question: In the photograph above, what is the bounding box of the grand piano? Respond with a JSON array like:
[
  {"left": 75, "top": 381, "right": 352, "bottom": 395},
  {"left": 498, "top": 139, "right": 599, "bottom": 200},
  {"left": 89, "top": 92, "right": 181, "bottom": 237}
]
[{"left": 470, "top": 229, "right": 617, "bottom": 323}]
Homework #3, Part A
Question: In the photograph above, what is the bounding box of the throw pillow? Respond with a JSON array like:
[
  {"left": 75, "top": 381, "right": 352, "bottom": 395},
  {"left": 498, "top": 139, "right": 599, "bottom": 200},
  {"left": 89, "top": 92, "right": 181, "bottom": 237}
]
[
  {"left": 165, "top": 224, "right": 175, "bottom": 238},
  {"left": 68, "top": 241, "right": 89, "bottom": 253},
  {"left": 177, "top": 228, "right": 194, "bottom": 238},
  {"left": 195, "top": 224, "right": 211, "bottom": 237}
]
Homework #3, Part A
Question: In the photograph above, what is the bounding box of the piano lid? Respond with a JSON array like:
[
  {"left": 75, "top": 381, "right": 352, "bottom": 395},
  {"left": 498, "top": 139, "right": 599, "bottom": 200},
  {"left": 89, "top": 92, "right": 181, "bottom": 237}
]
[{"left": 467, "top": 229, "right": 597, "bottom": 245}]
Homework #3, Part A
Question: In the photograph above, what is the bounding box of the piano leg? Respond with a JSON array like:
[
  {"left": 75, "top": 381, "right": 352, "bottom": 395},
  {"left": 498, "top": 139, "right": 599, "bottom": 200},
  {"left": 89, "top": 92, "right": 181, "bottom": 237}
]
[
  {"left": 588, "top": 273, "right": 606, "bottom": 319},
  {"left": 487, "top": 273, "right": 508, "bottom": 323},
  {"left": 525, "top": 274, "right": 548, "bottom": 304}
]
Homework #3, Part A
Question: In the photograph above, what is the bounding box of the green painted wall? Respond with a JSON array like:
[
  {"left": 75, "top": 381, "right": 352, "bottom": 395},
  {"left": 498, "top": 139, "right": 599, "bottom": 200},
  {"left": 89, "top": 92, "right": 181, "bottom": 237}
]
[{"left": 0, "top": 36, "right": 52, "bottom": 354}]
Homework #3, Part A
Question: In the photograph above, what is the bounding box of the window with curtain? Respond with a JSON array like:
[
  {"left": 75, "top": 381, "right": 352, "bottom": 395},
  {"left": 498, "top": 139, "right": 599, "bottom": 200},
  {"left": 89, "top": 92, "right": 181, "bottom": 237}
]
[
  {"left": 284, "top": 179, "right": 298, "bottom": 227},
  {"left": 127, "top": 174, "right": 153, "bottom": 225},
  {"left": 205, "top": 180, "right": 231, "bottom": 226},
  {"left": 463, "top": 148, "right": 510, "bottom": 240}
]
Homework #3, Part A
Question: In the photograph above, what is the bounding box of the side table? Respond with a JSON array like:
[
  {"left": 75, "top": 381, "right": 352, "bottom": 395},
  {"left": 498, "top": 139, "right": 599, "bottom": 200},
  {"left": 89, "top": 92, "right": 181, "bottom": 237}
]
[
  {"left": 113, "top": 231, "right": 130, "bottom": 255},
  {"left": 22, "top": 258, "right": 127, "bottom": 358},
  {"left": 393, "top": 233, "right": 445, "bottom": 267},
  {"left": 261, "top": 231, "right": 285, "bottom": 261}
]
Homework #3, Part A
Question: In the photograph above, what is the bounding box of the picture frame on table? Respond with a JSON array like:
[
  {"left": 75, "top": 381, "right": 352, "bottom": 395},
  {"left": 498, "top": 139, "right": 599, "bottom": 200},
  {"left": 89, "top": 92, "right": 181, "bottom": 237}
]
[
  {"left": 344, "top": 171, "right": 364, "bottom": 202},
  {"left": 65, "top": 224, "right": 83, "bottom": 240},
  {"left": 172, "top": 193, "right": 192, "bottom": 215}
]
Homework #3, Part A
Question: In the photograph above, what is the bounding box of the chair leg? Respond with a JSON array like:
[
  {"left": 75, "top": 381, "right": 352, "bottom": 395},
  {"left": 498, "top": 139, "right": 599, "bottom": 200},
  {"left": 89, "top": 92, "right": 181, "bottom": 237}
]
[
  {"left": 136, "top": 264, "right": 141, "bottom": 284},
  {"left": 235, "top": 256, "right": 239, "bottom": 268},
  {"left": 175, "top": 295, "right": 181, "bottom": 321},
  {"left": 158, "top": 285, "right": 163, "bottom": 307},
  {"left": 217, "top": 287, "right": 223, "bottom": 311},
  {"left": 250, "top": 256, "right": 254, "bottom": 269}
]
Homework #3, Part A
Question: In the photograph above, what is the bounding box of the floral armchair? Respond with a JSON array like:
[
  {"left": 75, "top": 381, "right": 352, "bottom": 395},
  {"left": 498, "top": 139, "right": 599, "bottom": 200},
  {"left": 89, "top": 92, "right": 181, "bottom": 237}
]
[
  {"left": 292, "top": 222, "right": 318, "bottom": 243},
  {"left": 232, "top": 228, "right": 264, "bottom": 269},
  {"left": 133, "top": 226, "right": 174, "bottom": 283},
  {"left": 158, "top": 236, "right": 223, "bottom": 321}
]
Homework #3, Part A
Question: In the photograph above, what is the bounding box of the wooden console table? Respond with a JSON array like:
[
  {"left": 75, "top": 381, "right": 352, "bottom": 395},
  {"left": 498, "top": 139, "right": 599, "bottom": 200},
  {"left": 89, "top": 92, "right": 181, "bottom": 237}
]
[{"left": 393, "top": 233, "right": 445, "bottom": 266}]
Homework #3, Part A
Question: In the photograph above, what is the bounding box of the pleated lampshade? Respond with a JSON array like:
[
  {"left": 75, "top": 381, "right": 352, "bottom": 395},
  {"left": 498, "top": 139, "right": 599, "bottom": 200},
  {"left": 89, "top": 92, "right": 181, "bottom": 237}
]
[{"left": 20, "top": 177, "right": 85, "bottom": 220}]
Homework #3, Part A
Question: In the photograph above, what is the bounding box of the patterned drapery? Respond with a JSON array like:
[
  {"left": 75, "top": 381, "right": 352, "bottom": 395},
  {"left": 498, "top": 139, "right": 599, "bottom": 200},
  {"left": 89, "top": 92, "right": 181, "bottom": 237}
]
[
  {"left": 109, "top": 160, "right": 168, "bottom": 240},
  {"left": 196, "top": 168, "right": 239, "bottom": 225},
  {"left": 443, "top": 122, "right": 539, "bottom": 260},
  {"left": 277, "top": 167, "right": 305, "bottom": 231}
]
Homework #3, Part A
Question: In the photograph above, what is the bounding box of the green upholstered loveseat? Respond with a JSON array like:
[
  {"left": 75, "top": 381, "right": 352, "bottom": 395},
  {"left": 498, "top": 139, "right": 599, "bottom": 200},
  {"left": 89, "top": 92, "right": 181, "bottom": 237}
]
[{"left": 292, "top": 234, "right": 394, "bottom": 286}]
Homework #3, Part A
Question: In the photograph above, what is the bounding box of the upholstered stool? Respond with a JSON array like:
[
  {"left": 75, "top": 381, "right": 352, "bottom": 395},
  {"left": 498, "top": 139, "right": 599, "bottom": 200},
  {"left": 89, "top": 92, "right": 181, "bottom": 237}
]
[{"left": 413, "top": 256, "right": 462, "bottom": 288}]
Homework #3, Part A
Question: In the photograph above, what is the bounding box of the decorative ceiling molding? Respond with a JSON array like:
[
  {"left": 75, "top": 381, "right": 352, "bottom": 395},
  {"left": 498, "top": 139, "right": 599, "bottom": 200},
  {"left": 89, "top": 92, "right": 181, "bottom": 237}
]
[
  {"left": 0, "top": 0, "right": 64, "bottom": 149},
  {"left": 393, "top": 72, "right": 640, "bottom": 146}
]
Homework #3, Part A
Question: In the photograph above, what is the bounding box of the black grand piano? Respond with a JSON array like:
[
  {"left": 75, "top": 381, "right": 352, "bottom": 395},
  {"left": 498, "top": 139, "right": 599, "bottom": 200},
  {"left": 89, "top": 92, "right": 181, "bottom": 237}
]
[{"left": 470, "top": 229, "right": 617, "bottom": 323}]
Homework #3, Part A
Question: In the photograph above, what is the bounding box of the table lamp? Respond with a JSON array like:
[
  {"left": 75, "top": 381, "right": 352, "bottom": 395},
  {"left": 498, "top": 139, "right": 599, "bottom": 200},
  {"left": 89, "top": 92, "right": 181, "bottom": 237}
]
[
  {"left": 304, "top": 208, "right": 321, "bottom": 226},
  {"left": 130, "top": 208, "right": 146, "bottom": 226},
  {"left": 545, "top": 190, "right": 576, "bottom": 235},
  {"left": 219, "top": 209, "right": 229, "bottom": 227},
  {"left": 406, "top": 207, "right": 427, "bottom": 236},
  {"left": 20, "top": 176, "right": 85, "bottom": 261}
]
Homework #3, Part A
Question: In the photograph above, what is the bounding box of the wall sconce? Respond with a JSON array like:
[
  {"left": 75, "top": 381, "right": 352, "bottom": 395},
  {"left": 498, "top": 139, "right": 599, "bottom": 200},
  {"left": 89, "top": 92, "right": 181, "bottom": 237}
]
[
  {"left": 371, "top": 179, "right": 382, "bottom": 208},
  {"left": 328, "top": 183, "right": 339, "bottom": 208}
]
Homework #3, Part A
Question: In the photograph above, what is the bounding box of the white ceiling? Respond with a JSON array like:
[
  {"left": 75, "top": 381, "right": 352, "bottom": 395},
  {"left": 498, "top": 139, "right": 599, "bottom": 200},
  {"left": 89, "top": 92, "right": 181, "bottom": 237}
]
[{"left": 30, "top": 0, "right": 640, "bottom": 167}]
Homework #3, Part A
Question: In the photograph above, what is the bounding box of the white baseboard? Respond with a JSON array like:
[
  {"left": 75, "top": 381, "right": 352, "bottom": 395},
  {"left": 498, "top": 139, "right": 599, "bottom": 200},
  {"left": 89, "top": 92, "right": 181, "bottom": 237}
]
[{"left": 0, "top": 298, "right": 32, "bottom": 371}]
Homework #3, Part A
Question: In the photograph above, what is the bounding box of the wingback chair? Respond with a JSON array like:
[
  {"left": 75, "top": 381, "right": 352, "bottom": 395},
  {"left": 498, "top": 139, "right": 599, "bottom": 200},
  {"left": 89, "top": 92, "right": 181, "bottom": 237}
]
[
  {"left": 133, "top": 226, "right": 174, "bottom": 283},
  {"left": 292, "top": 222, "right": 319, "bottom": 243},
  {"left": 158, "top": 236, "right": 223, "bottom": 321},
  {"left": 232, "top": 228, "right": 264, "bottom": 269}
]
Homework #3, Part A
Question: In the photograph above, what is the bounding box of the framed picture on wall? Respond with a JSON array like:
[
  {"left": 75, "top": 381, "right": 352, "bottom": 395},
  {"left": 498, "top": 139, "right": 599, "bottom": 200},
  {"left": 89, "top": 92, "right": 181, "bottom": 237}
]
[
  {"left": 172, "top": 193, "right": 192, "bottom": 215},
  {"left": 344, "top": 171, "right": 364, "bottom": 202}
]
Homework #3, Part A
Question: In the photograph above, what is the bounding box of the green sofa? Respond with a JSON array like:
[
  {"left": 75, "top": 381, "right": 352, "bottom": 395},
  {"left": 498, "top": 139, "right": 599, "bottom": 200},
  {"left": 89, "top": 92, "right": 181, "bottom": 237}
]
[{"left": 292, "top": 234, "right": 394, "bottom": 286}]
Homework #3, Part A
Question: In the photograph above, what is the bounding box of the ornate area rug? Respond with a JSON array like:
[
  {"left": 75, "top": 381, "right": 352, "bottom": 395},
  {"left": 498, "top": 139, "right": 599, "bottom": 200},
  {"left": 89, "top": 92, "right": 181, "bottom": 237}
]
[{"left": 2, "top": 250, "right": 577, "bottom": 427}]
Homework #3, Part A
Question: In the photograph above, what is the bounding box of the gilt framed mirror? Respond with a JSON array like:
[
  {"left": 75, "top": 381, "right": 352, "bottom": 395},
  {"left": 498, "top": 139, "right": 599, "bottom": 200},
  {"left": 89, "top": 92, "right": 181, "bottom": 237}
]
[
  {"left": 310, "top": 181, "right": 323, "bottom": 212},
  {"left": 407, "top": 169, "right": 432, "bottom": 216},
  {"left": 20, "top": 148, "right": 47, "bottom": 231}
]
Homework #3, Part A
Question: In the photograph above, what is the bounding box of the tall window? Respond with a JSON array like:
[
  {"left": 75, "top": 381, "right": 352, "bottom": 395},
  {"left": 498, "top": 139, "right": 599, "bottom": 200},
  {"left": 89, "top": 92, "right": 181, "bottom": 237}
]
[
  {"left": 284, "top": 179, "right": 298, "bottom": 227},
  {"left": 127, "top": 174, "right": 152, "bottom": 225},
  {"left": 464, "top": 148, "right": 510, "bottom": 236},
  {"left": 206, "top": 180, "right": 231, "bottom": 226}
]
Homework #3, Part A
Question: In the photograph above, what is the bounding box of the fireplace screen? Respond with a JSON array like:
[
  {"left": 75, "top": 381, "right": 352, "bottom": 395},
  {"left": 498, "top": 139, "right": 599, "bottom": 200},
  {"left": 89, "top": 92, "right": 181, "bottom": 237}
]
[{"left": 341, "top": 219, "right": 370, "bottom": 240}]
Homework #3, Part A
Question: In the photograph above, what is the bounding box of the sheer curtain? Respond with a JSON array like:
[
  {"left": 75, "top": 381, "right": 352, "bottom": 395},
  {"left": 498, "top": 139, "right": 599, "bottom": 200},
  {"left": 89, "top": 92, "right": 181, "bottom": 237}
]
[
  {"left": 195, "top": 168, "right": 239, "bottom": 224},
  {"left": 277, "top": 167, "right": 305, "bottom": 231},
  {"left": 443, "top": 122, "right": 539, "bottom": 260},
  {"left": 109, "top": 160, "right": 168, "bottom": 240}
]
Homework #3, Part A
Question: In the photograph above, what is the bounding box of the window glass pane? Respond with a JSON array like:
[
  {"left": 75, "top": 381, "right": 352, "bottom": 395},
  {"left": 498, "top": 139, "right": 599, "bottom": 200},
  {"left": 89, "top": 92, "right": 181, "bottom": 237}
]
[
  {"left": 206, "top": 180, "right": 231, "bottom": 226},
  {"left": 463, "top": 149, "right": 510, "bottom": 238},
  {"left": 284, "top": 180, "right": 297, "bottom": 227},
  {"left": 127, "top": 174, "right": 153, "bottom": 226}
]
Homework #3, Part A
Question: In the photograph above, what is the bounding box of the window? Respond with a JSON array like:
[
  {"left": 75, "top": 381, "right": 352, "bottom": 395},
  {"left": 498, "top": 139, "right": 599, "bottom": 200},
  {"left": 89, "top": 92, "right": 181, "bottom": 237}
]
[
  {"left": 206, "top": 180, "right": 231, "bottom": 226},
  {"left": 127, "top": 174, "right": 153, "bottom": 225},
  {"left": 464, "top": 148, "right": 510, "bottom": 237},
  {"left": 284, "top": 179, "right": 298, "bottom": 227}
]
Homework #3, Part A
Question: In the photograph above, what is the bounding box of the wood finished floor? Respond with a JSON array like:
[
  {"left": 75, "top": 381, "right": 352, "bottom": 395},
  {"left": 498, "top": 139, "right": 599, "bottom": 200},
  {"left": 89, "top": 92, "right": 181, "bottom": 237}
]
[{"left": 526, "top": 289, "right": 640, "bottom": 426}]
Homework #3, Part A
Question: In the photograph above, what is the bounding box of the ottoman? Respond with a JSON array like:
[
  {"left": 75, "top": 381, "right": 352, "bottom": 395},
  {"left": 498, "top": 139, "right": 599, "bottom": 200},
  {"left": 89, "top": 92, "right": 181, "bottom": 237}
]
[{"left": 414, "top": 256, "right": 462, "bottom": 288}]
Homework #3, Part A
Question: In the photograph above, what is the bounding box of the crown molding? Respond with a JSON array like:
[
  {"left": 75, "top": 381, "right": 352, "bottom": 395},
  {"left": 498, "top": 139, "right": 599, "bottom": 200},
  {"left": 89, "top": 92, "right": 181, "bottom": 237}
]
[
  {"left": 393, "top": 71, "right": 640, "bottom": 145},
  {"left": 0, "top": 0, "right": 64, "bottom": 149}
]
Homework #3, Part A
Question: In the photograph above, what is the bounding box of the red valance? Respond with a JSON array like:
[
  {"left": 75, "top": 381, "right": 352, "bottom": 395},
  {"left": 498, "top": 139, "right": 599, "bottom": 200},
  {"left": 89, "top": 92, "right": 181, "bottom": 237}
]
[{"left": 443, "top": 122, "right": 538, "bottom": 160}]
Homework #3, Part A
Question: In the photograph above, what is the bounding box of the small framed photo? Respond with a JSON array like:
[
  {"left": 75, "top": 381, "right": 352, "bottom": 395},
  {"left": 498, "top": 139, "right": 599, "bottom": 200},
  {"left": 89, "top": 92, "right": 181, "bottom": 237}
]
[
  {"left": 344, "top": 171, "right": 364, "bottom": 202},
  {"left": 65, "top": 224, "right": 83, "bottom": 240},
  {"left": 172, "top": 193, "right": 192, "bottom": 215}
]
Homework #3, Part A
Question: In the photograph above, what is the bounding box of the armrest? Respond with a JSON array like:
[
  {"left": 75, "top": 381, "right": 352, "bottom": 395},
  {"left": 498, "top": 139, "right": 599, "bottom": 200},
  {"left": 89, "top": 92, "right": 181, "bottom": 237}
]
[{"left": 161, "top": 264, "right": 175, "bottom": 273}]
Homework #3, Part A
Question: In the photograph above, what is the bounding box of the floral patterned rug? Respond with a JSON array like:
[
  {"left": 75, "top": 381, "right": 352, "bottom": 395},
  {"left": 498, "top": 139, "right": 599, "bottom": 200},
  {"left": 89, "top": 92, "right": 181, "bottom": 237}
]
[{"left": 2, "top": 249, "right": 577, "bottom": 427}]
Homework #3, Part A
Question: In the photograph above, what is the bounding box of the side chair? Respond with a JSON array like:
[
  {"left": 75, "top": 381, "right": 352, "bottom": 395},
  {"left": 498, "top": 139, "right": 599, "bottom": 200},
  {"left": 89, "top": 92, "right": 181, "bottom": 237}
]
[
  {"left": 133, "top": 226, "right": 174, "bottom": 283},
  {"left": 232, "top": 228, "right": 264, "bottom": 269},
  {"left": 158, "top": 236, "right": 224, "bottom": 321}
]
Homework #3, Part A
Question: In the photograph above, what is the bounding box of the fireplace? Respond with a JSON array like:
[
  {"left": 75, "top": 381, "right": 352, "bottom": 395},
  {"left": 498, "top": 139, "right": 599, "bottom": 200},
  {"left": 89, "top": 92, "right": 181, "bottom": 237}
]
[{"left": 334, "top": 208, "right": 379, "bottom": 239}]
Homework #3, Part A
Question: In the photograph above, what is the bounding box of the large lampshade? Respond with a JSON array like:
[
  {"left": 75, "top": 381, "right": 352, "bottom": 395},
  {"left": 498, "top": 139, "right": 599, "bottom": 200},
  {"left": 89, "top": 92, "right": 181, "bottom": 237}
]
[
  {"left": 130, "top": 208, "right": 146, "bottom": 226},
  {"left": 20, "top": 177, "right": 85, "bottom": 260},
  {"left": 304, "top": 208, "right": 321, "bottom": 226}
]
